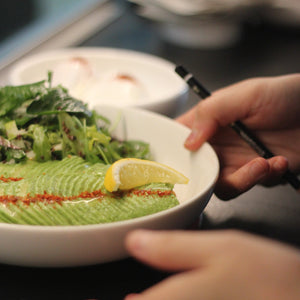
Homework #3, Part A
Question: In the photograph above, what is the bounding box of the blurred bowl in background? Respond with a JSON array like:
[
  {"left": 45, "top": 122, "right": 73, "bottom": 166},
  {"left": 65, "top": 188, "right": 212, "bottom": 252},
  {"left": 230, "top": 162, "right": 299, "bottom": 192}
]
[
  {"left": 129, "top": 0, "right": 300, "bottom": 49},
  {"left": 158, "top": 18, "right": 242, "bottom": 49},
  {"left": 128, "top": 0, "right": 246, "bottom": 49},
  {"left": 9, "top": 47, "right": 188, "bottom": 116}
]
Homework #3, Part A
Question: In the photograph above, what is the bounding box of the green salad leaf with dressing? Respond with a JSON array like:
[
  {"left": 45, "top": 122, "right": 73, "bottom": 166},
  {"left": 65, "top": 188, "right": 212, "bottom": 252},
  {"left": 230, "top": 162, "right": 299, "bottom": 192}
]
[
  {"left": 0, "top": 75, "right": 179, "bottom": 225},
  {"left": 0, "top": 73, "right": 150, "bottom": 164}
]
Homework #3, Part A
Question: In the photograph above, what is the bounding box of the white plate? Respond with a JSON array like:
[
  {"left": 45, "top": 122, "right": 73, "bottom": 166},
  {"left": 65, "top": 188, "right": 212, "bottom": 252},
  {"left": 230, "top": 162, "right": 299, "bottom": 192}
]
[
  {"left": 0, "top": 106, "right": 219, "bottom": 267},
  {"left": 9, "top": 47, "right": 188, "bottom": 116}
]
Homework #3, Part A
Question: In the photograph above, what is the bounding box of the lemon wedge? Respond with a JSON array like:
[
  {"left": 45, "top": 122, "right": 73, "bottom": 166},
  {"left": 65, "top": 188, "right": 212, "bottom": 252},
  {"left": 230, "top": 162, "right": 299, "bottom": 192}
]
[{"left": 104, "top": 158, "right": 189, "bottom": 192}]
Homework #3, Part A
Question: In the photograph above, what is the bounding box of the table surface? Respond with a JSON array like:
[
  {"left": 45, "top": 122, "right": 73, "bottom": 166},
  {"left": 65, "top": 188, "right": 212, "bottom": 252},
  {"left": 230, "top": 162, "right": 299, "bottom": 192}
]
[{"left": 0, "top": 3, "right": 299, "bottom": 300}]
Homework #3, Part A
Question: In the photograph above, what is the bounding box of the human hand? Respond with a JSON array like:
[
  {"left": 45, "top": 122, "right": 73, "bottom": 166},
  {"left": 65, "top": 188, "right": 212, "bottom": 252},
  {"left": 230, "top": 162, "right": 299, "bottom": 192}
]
[
  {"left": 177, "top": 74, "right": 300, "bottom": 199},
  {"left": 125, "top": 229, "right": 300, "bottom": 300}
]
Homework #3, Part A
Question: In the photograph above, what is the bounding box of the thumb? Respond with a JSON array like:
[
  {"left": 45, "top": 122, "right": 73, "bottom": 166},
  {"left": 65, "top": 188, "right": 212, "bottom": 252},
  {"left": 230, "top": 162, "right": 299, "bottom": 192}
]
[{"left": 125, "top": 229, "right": 239, "bottom": 271}]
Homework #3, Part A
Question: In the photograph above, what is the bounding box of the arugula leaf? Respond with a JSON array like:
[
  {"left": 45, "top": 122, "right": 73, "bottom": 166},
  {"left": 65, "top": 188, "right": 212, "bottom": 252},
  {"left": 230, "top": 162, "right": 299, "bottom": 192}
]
[
  {"left": 0, "top": 81, "right": 46, "bottom": 116},
  {"left": 32, "top": 125, "right": 52, "bottom": 162},
  {"left": 5, "top": 148, "right": 26, "bottom": 163},
  {"left": 27, "top": 86, "right": 91, "bottom": 117},
  {"left": 0, "top": 136, "right": 26, "bottom": 163},
  {"left": 5, "top": 120, "right": 19, "bottom": 140},
  {"left": 110, "top": 140, "right": 151, "bottom": 160}
]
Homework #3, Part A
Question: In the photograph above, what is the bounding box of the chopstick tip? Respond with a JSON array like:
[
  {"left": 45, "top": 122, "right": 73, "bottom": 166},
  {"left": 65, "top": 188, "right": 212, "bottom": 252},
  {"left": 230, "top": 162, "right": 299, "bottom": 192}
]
[{"left": 175, "top": 65, "right": 188, "bottom": 78}]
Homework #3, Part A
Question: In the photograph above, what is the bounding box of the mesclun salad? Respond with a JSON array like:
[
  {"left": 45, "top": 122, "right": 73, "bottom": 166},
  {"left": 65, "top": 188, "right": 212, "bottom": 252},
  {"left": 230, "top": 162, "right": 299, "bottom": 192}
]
[
  {"left": 0, "top": 73, "right": 150, "bottom": 164},
  {"left": 0, "top": 75, "right": 180, "bottom": 225}
]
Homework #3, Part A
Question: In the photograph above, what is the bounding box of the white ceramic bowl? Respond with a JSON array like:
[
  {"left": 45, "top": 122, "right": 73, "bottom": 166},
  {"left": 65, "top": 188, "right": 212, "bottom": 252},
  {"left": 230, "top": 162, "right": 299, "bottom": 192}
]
[
  {"left": 0, "top": 106, "right": 219, "bottom": 267},
  {"left": 129, "top": 0, "right": 243, "bottom": 49},
  {"left": 9, "top": 47, "right": 188, "bottom": 116}
]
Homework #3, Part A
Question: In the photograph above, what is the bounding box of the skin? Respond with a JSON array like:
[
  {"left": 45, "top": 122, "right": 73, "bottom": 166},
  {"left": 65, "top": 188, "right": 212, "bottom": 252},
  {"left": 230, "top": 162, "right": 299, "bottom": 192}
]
[
  {"left": 124, "top": 75, "right": 300, "bottom": 299},
  {"left": 125, "top": 230, "right": 300, "bottom": 300},
  {"left": 177, "top": 74, "right": 300, "bottom": 199}
]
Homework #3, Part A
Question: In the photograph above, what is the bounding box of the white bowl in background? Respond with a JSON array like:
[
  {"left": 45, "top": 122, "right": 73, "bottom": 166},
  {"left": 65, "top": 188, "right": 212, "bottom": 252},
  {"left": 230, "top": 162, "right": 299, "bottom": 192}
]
[
  {"left": 9, "top": 47, "right": 188, "bottom": 116},
  {"left": 0, "top": 106, "right": 219, "bottom": 267},
  {"left": 128, "top": 0, "right": 243, "bottom": 49}
]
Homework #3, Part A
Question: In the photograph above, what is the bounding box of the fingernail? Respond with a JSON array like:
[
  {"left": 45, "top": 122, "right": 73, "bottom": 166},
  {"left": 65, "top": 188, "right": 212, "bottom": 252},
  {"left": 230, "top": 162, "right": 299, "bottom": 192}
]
[
  {"left": 184, "top": 128, "right": 203, "bottom": 149},
  {"left": 127, "top": 230, "right": 153, "bottom": 255},
  {"left": 273, "top": 156, "right": 288, "bottom": 173}
]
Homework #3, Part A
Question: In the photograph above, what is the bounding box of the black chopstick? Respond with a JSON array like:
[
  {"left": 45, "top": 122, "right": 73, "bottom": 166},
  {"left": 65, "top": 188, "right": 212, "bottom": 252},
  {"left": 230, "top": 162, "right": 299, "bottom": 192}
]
[{"left": 175, "top": 65, "right": 300, "bottom": 190}]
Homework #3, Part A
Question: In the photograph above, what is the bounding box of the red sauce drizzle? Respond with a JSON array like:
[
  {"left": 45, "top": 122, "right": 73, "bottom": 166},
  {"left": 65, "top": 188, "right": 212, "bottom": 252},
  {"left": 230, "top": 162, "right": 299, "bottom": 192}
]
[
  {"left": 0, "top": 189, "right": 106, "bottom": 205},
  {"left": 0, "top": 189, "right": 174, "bottom": 205},
  {"left": 0, "top": 175, "right": 23, "bottom": 183},
  {"left": 131, "top": 190, "right": 175, "bottom": 197}
]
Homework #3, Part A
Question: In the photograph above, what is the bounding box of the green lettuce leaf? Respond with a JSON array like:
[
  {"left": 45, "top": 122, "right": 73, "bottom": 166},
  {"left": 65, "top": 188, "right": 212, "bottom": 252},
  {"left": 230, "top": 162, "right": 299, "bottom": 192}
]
[{"left": 0, "top": 81, "right": 46, "bottom": 116}]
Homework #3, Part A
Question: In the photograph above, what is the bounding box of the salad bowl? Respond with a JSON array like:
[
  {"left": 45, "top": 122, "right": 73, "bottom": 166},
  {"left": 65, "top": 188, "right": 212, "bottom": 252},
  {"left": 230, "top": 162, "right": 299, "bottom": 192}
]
[{"left": 0, "top": 106, "right": 219, "bottom": 267}]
